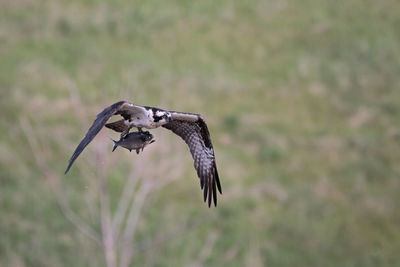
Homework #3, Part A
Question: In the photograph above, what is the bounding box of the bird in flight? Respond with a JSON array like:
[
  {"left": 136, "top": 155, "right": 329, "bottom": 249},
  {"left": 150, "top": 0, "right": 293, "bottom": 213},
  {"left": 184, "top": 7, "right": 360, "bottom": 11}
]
[{"left": 65, "top": 101, "right": 222, "bottom": 207}]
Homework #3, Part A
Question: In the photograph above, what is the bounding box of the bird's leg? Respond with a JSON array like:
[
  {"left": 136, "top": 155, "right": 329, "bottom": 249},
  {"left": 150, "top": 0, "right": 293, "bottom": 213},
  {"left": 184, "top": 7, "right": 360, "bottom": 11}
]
[{"left": 120, "top": 126, "right": 132, "bottom": 139}]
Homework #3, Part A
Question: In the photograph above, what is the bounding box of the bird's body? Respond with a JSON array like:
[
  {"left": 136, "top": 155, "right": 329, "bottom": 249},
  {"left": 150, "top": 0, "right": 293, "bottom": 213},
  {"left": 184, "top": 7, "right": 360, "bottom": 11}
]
[
  {"left": 111, "top": 131, "right": 155, "bottom": 154},
  {"left": 101, "top": 102, "right": 174, "bottom": 136},
  {"left": 65, "top": 100, "right": 222, "bottom": 207}
]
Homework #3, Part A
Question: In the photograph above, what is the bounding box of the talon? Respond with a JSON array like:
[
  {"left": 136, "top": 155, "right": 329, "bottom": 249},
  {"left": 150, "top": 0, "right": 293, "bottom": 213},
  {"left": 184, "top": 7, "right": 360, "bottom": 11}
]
[{"left": 121, "top": 127, "right": 131, "bottom": 139}]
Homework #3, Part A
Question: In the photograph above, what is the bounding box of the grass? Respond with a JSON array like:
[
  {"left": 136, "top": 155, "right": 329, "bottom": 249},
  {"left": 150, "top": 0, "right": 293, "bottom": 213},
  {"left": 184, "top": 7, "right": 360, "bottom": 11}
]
[{"left": 1, "top": 0, "right": 400, "bottom": 266}]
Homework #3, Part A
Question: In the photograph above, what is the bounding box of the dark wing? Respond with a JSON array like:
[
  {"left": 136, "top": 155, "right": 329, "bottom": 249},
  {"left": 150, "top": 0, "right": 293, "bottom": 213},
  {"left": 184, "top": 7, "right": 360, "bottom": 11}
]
[
  {"left": 105, "top": 119, "right": 127, "bottom": 132},
  {"left": 163, "top": 112, "right": 222, "bottom": 207},
  {"left": 65, "top": 101, "right": 143, "bottom": 174}
]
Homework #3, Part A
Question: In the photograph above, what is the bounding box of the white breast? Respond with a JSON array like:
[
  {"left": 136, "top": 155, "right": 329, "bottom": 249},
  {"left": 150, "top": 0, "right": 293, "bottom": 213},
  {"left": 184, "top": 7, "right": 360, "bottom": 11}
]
[{"left": 129, "top": 111, "right": 157, "bottom": 129}]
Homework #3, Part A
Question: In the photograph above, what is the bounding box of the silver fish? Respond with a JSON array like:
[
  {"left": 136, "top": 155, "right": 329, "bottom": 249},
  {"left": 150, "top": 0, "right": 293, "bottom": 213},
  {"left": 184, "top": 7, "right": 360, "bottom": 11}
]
[{"left": 111, "top": 131, "right": 155, "bottom": 154}]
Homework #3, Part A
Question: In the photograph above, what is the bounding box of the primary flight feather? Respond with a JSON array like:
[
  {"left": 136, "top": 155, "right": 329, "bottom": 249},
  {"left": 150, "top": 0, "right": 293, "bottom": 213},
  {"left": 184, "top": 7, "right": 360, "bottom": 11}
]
[{"left": 65, "top": 101, "right": 222, "bottom": 207}]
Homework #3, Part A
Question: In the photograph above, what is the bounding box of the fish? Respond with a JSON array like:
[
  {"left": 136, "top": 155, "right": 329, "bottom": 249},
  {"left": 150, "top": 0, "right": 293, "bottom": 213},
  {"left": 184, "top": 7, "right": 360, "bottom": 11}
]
[{"left": 110, "top": 131, "right": 155, "bottom": 154}]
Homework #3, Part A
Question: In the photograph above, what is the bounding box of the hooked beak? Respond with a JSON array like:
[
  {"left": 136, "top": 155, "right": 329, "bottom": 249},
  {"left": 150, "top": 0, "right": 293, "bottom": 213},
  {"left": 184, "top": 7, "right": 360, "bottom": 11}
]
[{"left": 150, "top": 139, "right": 156, "bottom": 144}]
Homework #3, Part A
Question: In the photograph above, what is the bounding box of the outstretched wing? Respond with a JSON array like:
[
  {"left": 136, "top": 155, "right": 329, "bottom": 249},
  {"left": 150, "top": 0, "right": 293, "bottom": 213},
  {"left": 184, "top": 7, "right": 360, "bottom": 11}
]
[
  {"left": 65, "top": 101, "right": 143, "bottom": 174},
  {"left": 163, "top": 112, "right": 222, "bottom": 207}
]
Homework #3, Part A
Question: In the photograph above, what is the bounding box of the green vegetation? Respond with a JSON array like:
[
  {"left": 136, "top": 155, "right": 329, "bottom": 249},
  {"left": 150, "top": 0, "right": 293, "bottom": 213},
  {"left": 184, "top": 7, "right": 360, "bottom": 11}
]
[{"left": 1, "top": 0, "right": 400, "bottom": 266}]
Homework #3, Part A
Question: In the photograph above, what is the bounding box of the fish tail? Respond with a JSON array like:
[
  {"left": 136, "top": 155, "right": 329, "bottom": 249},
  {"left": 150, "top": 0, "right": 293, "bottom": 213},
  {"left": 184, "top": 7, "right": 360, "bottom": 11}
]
[
  {"left": 109, "top": 137, "right": 118, "bottom": 152},
  {"left": 112, "top": 143, "right": 118, "bottom": 152}
]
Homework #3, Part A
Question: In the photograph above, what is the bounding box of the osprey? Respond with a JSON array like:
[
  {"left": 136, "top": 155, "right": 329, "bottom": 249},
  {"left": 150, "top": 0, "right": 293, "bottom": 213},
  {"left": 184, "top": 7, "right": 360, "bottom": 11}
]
[{"left": 65, "top": 101, "right": 222, "bottom": 207}]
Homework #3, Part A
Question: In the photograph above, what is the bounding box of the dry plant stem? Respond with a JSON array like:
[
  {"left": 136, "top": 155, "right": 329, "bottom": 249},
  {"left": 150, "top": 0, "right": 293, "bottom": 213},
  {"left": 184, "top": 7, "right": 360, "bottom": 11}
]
[
  {"left": 197, "top": 232, "right": 218, "bottom": 263},
  {"left": 97, "top": 141, "right": 116, "bottom": 267},
  {"left": 112, "top": 155, "right": 146, "bottom": 241},
  {"left": 19, "top": 117, "right": 101, "bottom": 245},
  {"left": 119, "top": 181, "right": 152, "bottom": 267},
  {"left": 112, "top": 171, "right": 140, "bottom": 239},
  {"left": 132, "top": 218, "right": 203, "bottom": 257},
  {"left": 189, "top": 231, "right": 219, "bottom": 267}
]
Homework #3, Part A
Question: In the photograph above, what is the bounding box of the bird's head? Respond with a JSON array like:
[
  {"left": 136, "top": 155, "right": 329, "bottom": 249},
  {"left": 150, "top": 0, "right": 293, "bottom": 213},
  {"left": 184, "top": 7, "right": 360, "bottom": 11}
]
[{"left": 152, "top": 109, "right": 173, "bottom": 125}]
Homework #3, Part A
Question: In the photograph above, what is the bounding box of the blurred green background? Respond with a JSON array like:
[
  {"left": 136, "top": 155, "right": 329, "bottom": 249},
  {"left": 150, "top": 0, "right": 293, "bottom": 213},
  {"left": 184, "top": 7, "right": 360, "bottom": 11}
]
[{"left": 1, "top": 0, "right": 400, "bottom": 266}]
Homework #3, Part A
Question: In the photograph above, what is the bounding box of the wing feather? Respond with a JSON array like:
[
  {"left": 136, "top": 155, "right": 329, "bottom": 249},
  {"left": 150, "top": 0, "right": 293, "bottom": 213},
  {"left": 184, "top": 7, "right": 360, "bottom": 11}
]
[
  {"left": 105, "top": 119, "right": 127, "bottom": 132},
  {"left": 163, "top": 113, "right": 222, "bottom": 207},
  {"left": 65, "top": 101, "right": 134, "bottom": 173}
]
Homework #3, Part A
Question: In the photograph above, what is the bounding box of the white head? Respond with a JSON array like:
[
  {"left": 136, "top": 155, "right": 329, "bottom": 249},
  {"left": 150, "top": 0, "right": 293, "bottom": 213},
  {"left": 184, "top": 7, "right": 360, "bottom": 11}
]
[{"left": 151, "top": 108, "right": 173, "bottom": 126}]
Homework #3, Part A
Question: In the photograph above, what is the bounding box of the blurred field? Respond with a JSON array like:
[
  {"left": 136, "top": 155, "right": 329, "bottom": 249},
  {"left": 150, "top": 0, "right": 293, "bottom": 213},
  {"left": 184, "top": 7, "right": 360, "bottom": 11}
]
[{"left": 1, "top": 0, "right": 400, "bottom": 266}]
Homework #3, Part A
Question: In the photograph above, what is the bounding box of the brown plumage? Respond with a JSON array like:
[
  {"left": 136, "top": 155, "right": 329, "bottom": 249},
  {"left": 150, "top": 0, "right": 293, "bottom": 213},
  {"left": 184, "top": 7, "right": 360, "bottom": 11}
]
[
  {"left": 162, "top": 115, "right": 222, "bottom": 207},
  {"left": 65, "top": 101, "right": 222, "bottom": 207}
]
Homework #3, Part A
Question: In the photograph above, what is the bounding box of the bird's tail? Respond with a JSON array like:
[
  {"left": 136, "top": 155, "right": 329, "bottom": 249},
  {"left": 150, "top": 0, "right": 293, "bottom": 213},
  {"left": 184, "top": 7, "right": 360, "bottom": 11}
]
[{"left": 109, "top": 137, "right": 118, "bottom": 152}]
